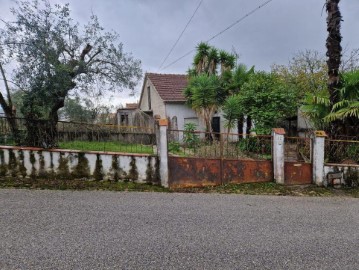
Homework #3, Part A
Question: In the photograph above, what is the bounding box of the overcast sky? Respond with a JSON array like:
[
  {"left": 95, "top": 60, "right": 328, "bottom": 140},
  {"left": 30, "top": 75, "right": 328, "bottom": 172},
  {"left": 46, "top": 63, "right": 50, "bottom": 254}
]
[{"left": 1, "top": 0, "right": 359, "bottom": 106}]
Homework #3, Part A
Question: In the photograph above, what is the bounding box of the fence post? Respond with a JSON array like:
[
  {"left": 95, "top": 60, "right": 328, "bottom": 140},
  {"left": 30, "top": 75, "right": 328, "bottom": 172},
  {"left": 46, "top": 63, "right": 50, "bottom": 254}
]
[
  {"left": 313, "top": 131, "right": 327, "bottom": 186},
  {"left": 158, "top": 119, "right": 169, "bottom": 188},
  {"left": 272, "top": 128, "right": 285, "bottom": 184}
]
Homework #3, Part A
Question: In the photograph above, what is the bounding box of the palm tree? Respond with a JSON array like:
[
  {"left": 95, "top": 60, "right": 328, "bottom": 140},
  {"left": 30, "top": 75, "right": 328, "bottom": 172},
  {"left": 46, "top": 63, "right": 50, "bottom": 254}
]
[
  {"left": 326, "top": 0, "right": 343, "bottom": 136},
  {"left": 184, "top": 74, "right": 223, "bottom": 137},
  {"left": 325, "top": 70, "right": 359, "bottom": 135},
  {"left": 207, "top": 48, "right": 219, "bottom": 75},
  {"left": 228, "top": 64, "right": 255, "bottom": 94},
  {"left": 193, "top": 42, "right": 210, "bottom": 75},
  {"left": 219, "top": 50, "right": 236, "bottom": 74}
]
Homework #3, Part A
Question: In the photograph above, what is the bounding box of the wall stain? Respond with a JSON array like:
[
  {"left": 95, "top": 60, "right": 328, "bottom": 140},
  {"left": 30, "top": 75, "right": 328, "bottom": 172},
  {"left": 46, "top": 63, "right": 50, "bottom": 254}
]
[
  {"left": 110, "top": 155, "right": 127, "bottom": 181},
  {"left": 8, "top": 149, "right": 18, "bottom": 177},
  {"left": 37, "top": 151, "right": 49, "bottom": 179},
  {"left": 29, "top": 151, "right": 37, "bottom": 179},
  {"left": 129, "top": 156, "right": 138, "bottom": 181},
  {"left": 154, "top": 157, "right": 160, "bottom": 185},
  {"left": 0, "top": 150, "right": 7, "bottom": 176},
  {"left": 73, "top": 152, "right": 90, "bottom": 179},
  {"left": 93, "top": 154, "right": 104, "bottom": 181},
  {"left": 18, "top": 150, "right": 27, "bottom": 178},
  {"left": 57, "top": 153, "right": 71, "bottom": 179},
  {"left": 145, "top": 157, "right": 154, "bottom": 183}
]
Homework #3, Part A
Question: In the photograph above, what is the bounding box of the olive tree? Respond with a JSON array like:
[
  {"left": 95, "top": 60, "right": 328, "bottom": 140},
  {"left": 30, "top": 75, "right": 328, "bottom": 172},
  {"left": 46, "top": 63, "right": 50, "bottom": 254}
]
[{"left": 0, "top": 0, "right": 142, "bottom": 147}]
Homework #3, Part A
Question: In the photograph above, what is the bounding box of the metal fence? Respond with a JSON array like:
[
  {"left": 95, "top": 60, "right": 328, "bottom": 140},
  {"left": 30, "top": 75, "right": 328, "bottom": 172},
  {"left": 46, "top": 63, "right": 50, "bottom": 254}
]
[
  {"left": 0, "top": 117, "right": 156, "bottom": 154},
  {"left": 168, "top": 130, "right": 272, "bottom": 160},
  {"left": 285, "top": 136, "right": 312, "bottom": 163},
  {"left": 325, "top": 139, "right": 359, "bottom": 164}
]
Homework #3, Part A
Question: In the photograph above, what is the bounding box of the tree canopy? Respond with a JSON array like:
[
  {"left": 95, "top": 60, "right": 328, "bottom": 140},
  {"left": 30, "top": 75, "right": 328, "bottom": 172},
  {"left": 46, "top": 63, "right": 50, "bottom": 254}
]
[{"left": 0, "top": 0, "right": 142, "bottom": 146}]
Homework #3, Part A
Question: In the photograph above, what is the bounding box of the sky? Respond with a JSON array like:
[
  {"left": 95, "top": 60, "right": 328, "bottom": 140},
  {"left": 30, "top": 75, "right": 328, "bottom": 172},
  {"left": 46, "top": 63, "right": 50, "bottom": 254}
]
[{"left": 0, "top": 0, "right": 359, "bottom": 107}]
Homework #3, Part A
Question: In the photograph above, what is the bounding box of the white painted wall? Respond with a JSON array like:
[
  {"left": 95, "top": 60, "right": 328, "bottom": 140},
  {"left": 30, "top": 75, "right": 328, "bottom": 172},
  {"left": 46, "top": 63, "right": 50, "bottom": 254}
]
[
  {"left": 165, "top": 103, "right": 238, "bottom": 134},
  {"left": 0, "top": 147, "right": 158, "bottom": 183},
  {"left": 139, "top": 78, "right": 166, "bottom": 118},
  {"left": 298, "top": 108, "right": 314, "bottom": 131},
  {"left": 166, "top": 103, "right": 202, "bottom": 131}
]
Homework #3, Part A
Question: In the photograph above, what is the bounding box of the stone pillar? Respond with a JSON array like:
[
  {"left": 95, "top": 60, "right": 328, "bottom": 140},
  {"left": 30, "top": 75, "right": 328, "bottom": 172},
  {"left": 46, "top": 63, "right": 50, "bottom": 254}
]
[
  {"left": 313, "top": 131, "right": 327, "bottom": 186},
  {"left": 272, "top": 128, "right": 285, "bottom": 184},
  {"left": 158, "top": 119, "right": 169, "bottom": 188}
]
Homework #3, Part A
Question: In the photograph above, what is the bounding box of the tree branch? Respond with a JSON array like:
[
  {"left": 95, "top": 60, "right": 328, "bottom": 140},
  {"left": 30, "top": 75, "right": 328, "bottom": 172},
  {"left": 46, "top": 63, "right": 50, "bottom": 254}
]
[
  {"left": 80, "top": 43, "right": 93, "bottom": 61},
  {"left": 0, "top": 62, "right": 12, "bottom": 108}
]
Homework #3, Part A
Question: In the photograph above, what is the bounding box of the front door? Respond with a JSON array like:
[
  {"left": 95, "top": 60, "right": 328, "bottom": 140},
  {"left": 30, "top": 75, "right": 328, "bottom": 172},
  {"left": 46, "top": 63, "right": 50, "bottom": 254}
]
[{"left": 212, "top": 117, "right": 220, "bottom": 139}]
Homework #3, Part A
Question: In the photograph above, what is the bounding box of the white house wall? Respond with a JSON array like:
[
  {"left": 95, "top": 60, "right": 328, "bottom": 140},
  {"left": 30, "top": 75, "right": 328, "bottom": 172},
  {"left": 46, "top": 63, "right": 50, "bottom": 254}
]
[
  {"left": 139, "top": 79, "right": 166, "bottom": 118},
  {"left": 166, "top": 103, "right": 203, "bottom": 131},
  {"left": 165, "top": 104, "right": 237, "bottom": 134}
]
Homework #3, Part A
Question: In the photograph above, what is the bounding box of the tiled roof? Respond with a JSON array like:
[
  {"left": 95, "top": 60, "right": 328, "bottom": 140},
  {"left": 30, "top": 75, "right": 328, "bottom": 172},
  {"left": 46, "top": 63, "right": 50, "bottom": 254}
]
[{"left": 147, "top": 73, "right": 188, "bottom": 102}]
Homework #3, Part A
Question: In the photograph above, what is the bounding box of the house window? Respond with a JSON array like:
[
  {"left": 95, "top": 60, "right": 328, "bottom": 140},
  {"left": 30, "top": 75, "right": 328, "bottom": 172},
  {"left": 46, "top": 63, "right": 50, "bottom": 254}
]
[
  {"left": 120, "top": 114, "right": 129, "bottom": 126},
  {"left": 171, "top": 116, "right": 178, "bottom": 130},
  {"left": 147, "top": 86, "right": 151, "bottom": 110}
]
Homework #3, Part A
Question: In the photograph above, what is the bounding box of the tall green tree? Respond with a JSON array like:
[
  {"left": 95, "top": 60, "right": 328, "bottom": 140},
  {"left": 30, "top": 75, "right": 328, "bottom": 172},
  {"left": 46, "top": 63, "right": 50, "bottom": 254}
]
[
  {"left": 0, "top": 0, "right": 141, "bottom": 147},
  {"left": 235, "top": 72, "right": 299, "bottom": 134}
]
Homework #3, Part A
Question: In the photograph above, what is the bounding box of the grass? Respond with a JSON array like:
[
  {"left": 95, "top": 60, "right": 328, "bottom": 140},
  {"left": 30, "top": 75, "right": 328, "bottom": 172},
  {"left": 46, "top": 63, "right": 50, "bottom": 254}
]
[
  {"left": 59, "top": 141, "right": 154, "bottom": 154},
  {"left": 1, "top": 178, "right": 359, "bottom": 198}
]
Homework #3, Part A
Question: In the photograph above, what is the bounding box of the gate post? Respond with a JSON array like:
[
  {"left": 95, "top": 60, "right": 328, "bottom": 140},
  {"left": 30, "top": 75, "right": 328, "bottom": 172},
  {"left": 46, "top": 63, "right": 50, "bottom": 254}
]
[
  {"left": 272, "top": 128, "right": 285, "bottom": 184},
  {"left": 313, "top": 131, "right": 327, "bottom": 186},
  {"left": 158, "top": 119, "right": 169, "bottom": 188}
]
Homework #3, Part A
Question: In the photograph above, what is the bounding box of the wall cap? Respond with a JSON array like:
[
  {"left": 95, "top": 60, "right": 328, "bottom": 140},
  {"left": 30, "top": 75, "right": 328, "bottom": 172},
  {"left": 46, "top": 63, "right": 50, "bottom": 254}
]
[
  {"left": 159, "top": 119, "right": 168, "bottom": 126},
  {"left": 272, "top": 128, "right": 286, "bottom": 135},
  {"left": 315, "top": 130, "right": 327, "bottom": 137}
]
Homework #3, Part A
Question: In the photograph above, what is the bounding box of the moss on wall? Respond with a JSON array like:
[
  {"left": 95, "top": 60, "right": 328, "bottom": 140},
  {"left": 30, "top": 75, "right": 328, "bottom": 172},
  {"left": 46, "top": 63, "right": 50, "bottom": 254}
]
[
  {"left": 8, "top": 149, "right": 18, "bottom": 177},
  {"left": 128, "top": 156, "right": 138, "bottom": 181},
  {"left": 0, "top": 150, "right": 7, "bottom": 176},
  {"left": 57, "top": 153, "right": 71, "bottom": 179},
  {"left": 110, "top": 155, "right": 127, "bottom": 181},
  {"left": 18, "top": 150, "right": 27, "bottom": 178},
  {"left": 154, "top": 157, "right": 160, "bottom": 185},
  {"left": 73, "top": 152, "right": 90, "bottom": 179},
  {"left": 145, "top": 157, "right": 154, "bottom": 183},
  {"left": 29, "top": 151, "right": 37, "bottom": 179},
  {"left": 37, "top": 151, "right": 49, "bottom": 178},
  {"left": 93, "top": 154, "right": 104, "bottom": 181}
]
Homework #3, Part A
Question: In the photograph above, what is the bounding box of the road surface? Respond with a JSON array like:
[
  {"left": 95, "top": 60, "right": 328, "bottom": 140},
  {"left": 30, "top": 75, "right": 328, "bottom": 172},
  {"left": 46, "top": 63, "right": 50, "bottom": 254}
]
[{"left": 0, "top": 189, "right": 358, "bottom": 269}]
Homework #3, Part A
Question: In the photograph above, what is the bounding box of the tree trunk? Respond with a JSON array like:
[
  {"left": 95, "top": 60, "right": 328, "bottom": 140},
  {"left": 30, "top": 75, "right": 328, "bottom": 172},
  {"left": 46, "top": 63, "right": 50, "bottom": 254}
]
[
  {"left": 326, "top": 0, "right": 343, "bottom": 137},
  {"left": 24, "top": 95, "right": 66, "bottom": 148},
  {"left": 0, "top": 62, "right": 21, "bottom": 144},
  {"left": 24, "top": 118, "right": 58, "bottom": 148}
]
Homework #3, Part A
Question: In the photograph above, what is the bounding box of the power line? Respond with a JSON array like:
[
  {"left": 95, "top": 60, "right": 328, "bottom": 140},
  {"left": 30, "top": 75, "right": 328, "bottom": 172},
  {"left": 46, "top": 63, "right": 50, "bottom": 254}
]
[
  {"left": 161, "top": 0, "right": 274, "bottom": 71},
  {"left": 158, "top": 0, "right": 204, "bottom": 70}
]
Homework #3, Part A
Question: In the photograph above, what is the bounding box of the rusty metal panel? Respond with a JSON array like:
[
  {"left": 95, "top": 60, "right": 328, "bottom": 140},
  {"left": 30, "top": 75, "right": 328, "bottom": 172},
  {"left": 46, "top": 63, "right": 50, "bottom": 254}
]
[
  {"left": 223, "top": 160, "right": 273, "bottom": 184},
  {"left": 285, "top": 162, "right": 312, "bottom": 185},
  {"left": 168, "top": 157, "right": 221, "bottom": 188}
]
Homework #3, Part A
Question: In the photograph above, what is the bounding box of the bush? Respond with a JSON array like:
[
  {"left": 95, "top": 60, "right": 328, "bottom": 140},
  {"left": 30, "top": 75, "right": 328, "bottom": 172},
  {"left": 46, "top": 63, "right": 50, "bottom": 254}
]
[{"left": 184, "top": 123, "right": 199, "bottom": 149}]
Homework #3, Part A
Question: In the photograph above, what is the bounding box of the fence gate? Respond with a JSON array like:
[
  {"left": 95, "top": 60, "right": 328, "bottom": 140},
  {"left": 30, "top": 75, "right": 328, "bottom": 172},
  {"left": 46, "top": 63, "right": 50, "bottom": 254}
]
[
  {"left": 167, "top": 130, "right": 273, "bottom": 188},
  {"left": 284, "top": 136, "right": 313, "bottom": 185}
]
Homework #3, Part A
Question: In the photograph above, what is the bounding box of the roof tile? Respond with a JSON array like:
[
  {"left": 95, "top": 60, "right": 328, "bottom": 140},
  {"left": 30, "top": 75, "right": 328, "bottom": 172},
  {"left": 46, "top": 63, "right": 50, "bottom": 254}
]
[{"left": 147, "top": 73, "right": 188, "bottom": 102}]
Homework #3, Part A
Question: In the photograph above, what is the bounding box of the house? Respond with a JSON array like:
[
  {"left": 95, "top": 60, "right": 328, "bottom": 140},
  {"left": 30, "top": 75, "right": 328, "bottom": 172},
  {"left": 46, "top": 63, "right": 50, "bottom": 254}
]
[
  {"left": 117, "top": 103, "right": 138, "bottom": 126},
  {"left": 138, "top": 73, "right": 237, "bottom": 133}
]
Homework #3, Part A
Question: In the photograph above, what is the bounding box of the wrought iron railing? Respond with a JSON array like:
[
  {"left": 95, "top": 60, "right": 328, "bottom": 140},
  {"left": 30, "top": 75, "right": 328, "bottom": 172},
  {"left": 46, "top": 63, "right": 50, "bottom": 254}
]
[
  {"left": 168, "top": 130, "right": 272, "bottom": 160},
  {"left": 325, "top": 139, "right": 359, "bottom": 164},
  {"left": 0, "top": 117, "right": 156, "bottom": 154}
]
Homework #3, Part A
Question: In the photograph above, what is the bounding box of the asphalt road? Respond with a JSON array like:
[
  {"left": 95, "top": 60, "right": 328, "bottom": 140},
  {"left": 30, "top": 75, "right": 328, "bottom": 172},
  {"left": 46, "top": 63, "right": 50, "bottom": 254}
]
[{"left": 0, "top": 189, "right": 358, "bottom": 270}]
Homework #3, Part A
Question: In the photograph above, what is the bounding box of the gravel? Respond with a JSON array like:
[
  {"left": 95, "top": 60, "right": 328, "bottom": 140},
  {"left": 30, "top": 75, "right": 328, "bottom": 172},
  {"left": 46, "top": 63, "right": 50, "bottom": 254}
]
[{"left": 0, "top": 189, "right": 358, "bottom": 269}]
